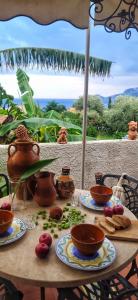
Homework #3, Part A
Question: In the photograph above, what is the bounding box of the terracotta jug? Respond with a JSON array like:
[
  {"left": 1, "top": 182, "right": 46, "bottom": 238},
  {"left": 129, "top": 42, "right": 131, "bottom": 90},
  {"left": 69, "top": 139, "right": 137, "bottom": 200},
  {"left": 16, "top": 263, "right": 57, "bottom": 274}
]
[
  {"left": 33, "top": 171, "right": 56, "bottom": 207},
  {"left": 56, "top": 167, "right": 75, "bottom": 199},
  {"left": 7, "top": 141, "right": 40, "bottom": 180}
]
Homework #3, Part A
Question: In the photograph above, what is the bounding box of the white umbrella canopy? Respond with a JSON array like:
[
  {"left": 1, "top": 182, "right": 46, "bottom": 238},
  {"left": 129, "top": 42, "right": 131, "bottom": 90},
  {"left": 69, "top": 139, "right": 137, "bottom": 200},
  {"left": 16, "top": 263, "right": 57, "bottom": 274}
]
[{"left": 0, "top": 0, "right": 90, "bottom": 28}]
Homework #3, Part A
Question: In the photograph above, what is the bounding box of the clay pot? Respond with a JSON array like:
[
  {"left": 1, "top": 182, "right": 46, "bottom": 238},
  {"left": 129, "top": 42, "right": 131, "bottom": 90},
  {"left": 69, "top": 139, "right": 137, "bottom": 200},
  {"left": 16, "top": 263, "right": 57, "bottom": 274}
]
[
  {"left": 0, "top": 210, "right": 14, "bottom": 234},
  {"left": 7, "top": 141, "right": 40, "bottom": 180},
  {"left": 90, "top": 185, "right": 112, "bottom": 205},
  {"left": 33, "top": 171, "right": 56, "bottom": 207},
  {"left": 71, "top": 224, "right": 105, "bottom": 255}
]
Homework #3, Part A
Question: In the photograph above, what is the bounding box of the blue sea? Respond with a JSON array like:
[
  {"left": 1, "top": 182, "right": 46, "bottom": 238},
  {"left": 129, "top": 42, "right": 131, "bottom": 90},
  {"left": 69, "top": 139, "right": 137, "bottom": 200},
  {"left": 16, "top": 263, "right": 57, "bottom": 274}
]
[{"left": 14, "top": 98, "right": 76, "bottom": 109}]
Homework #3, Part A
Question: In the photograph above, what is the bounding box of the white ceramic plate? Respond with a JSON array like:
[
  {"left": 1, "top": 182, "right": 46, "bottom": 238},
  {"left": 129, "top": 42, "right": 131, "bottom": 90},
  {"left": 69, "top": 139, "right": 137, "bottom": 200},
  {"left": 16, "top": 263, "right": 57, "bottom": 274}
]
[
  {"left": 80, "top": 193, "right": 121, "bottom": 211},
  {"left": 56, "top": 234, "right": 116, "bottom": 271},
  {"left": 0, "top": 218, "right": 26, "bottom": 246}
]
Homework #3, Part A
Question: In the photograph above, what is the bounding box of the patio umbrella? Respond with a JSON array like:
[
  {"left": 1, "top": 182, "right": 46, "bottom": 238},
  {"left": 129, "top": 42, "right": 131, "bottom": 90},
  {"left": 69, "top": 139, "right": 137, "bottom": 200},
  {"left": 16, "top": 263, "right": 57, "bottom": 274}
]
[
  {"left": 0, "top": 0, "right": 138, "bottom": 189},
  {"left": 0, "top": 0, "right": 90, "bottom": 28}
]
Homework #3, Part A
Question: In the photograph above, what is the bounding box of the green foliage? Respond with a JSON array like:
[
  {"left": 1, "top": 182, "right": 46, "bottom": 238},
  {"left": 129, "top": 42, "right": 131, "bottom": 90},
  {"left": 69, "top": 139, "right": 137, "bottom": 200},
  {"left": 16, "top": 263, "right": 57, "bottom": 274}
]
[
  {"left": 0, "top": 47, "right": 112, "bottom": 76},
  {"left": 1, "top": 66, "right": 138, "bottom": 143},
  {"left": 73, "top": 96, "right": 83, "bottom": 110},
  {"left": 24, "top": 117, "right": 82, "bottom": 132},
  {"left": 0, "top": 84, "right": 25, "bottom": 120},
  {"left": 88, "top": 96, "right": 104, "bottom": 115},
  {"left": 104, "top": 96, "right": 138, "bottom": 134},
  {"left": 44, "top": 110, "right": 61, "bottom": 119},
  {"left": 20, "top": 158, "right": 58, "bottom": 181},
  {"left": 62, "top": 111, "right": 82, "bottom": 127},
  {"left": 0, "top": 116, "right": 82, "bottom": 144},
  {"left": 44, "top": 101, "right": 66, "bottom": 113},
  {"left": 0, "top": 120, "right": 23, "bottom": 137},
  {"left": 73, "top": 95, "right": 104, "bottom": 115},
  {"left": 87, "top": 110, "right": 101, "bottom": 126},
  {"left": 0, "top": 84, "right": 14, "bottom": 108},
  {"left": 113, "top": 96, "right": 138, "bottom": 121},
  {"left": 12, "top": 158, "right": 58, "bottom": 201},
  {"left": 87, "top": 125, "right": 97, "bottom": 137},
  {"left": 16, "top": 68, "right": 36, "bottom": 117},
  {"left": 108, "top": 97, "right": 112, "bottom": 109}
]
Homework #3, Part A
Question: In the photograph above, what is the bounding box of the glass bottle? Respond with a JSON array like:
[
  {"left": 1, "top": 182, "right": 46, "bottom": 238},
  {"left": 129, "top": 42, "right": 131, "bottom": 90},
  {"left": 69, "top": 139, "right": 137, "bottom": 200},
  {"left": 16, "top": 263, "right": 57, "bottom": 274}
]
[{"left": 56, "top": 167, "right": 75, "bottom": 199}]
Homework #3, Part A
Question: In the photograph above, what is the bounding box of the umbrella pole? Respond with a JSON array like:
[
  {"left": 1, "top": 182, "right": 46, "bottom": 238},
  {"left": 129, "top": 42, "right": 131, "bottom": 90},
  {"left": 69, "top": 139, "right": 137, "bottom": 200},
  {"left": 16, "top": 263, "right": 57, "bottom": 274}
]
[{"left": 81, "top": 23, "right": 90, "bottom": 189}]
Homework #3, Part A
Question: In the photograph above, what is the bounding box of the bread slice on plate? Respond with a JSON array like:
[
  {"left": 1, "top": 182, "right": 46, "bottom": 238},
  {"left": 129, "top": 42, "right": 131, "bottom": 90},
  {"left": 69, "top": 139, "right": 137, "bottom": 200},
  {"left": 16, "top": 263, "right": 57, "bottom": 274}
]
[
  {"left": 112, "top": 215, "right": 131, "bottom": 229},
  {"left": 99, "top": 220, "right": 115, "bottom": 234},
  {"left": 105, "top": 217, "right": 121, "bottom": 229}
]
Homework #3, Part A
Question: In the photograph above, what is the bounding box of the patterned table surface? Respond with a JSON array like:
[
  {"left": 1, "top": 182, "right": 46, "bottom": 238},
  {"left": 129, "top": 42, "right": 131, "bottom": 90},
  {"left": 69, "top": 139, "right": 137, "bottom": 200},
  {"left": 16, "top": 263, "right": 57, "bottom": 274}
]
[{"left": 0, "top": 190, "right": 137, "bottom": 288}]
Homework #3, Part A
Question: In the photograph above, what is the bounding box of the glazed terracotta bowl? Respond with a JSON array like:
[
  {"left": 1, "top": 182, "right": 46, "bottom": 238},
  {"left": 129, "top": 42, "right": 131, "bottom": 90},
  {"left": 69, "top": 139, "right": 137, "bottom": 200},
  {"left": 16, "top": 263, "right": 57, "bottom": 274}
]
[
  {"left": 0, "top": 210, "right": 14, "bottom": 234},
  {"left": 90, "top": 185, "right": 113, "bottom": 205},
  {"left": 71, "top": 223, "right": 105, "bottom": 255}
]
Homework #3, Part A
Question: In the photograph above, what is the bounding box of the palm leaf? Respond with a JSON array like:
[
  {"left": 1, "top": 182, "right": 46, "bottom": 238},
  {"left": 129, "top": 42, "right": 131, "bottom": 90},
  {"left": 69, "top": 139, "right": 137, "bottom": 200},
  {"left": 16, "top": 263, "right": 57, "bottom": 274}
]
[{"left": 0, "top": 47, "right": 112, "bottom": 76}]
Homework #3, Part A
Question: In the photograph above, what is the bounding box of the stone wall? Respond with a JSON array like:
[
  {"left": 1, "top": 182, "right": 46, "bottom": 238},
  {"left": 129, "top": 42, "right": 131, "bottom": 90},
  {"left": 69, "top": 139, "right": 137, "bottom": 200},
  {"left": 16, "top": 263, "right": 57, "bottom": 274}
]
[{"left": 1, "top": 140, "right": 138, "bottom": 189}]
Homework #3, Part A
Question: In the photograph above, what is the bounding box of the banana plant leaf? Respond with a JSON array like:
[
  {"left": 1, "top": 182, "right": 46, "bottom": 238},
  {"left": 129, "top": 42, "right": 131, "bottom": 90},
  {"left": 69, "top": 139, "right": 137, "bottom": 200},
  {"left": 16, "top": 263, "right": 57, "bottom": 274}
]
[
  {"left": 0, "top": 120, "right": 23, "bottom": 136},
  {"left": 24, "top": 118, "right": 82, "bottom": 131},
  {"left": 38, "top": 127, "right": 57, "bottom": 143},
  {"left": 16, "top": 69, "right": 36, "bottom": 117},
  {"left": 0, "top": 117, "right": 82, "bottom": 136},
  {"left": 44, "top": 110, "right": 61, "bottom": 119}
]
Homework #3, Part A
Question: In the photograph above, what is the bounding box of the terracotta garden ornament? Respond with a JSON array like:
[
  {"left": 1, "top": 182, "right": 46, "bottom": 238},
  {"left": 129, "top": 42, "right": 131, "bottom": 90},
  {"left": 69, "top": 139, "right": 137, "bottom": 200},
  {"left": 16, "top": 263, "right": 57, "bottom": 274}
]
[
  {"left": 15, "top": 124, "right": 31, "bottom": 141},
  {"left": 57, "top": 127, "right": 68, "bottom": 144},
  {"left": 128, "top": 121, "right": 138, "bottom": 140}
]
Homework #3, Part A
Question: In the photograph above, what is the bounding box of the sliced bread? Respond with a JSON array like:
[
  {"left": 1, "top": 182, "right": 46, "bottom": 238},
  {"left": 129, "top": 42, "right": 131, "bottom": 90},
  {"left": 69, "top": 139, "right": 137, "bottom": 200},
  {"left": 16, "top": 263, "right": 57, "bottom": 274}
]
[
  {"left": 99, "top": 220, "right": 115, "bottom": 234},
  {"left": 112, "top": 215, "right": 131, "bottom": 229},
  {"left": 105, "top": 217, "right": 121, "bottom": 229}
]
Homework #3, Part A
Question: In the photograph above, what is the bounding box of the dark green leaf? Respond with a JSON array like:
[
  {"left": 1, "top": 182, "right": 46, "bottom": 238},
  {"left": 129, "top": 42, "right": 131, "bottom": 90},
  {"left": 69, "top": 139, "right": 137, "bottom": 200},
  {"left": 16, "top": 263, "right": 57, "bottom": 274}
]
[
  {"left": 16, "top": 68, "right": 36, "bottom": 117},
  {"left": 20, "top": 158, "right": 58, "bottom": 181}
]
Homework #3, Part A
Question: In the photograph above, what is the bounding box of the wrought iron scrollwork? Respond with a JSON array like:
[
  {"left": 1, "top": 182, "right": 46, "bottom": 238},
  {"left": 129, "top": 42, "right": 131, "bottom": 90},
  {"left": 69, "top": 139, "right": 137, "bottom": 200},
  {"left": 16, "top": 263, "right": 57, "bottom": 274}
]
[{"left": 90, "top": 0, "right": 138, "bottom": 39}]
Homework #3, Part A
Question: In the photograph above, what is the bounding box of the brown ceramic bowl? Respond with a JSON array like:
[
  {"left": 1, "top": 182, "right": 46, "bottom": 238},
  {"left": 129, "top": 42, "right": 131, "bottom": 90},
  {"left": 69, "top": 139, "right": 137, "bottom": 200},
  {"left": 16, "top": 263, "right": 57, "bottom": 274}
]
[
  {"left": 0, "top": 210, "right": 14, "bottom": 234},
  {"left": 71, "top": 223, "right": 105, "bottom": 256},
  {"left": 90, "top": 185, "right": 113, "bottom": 205}
]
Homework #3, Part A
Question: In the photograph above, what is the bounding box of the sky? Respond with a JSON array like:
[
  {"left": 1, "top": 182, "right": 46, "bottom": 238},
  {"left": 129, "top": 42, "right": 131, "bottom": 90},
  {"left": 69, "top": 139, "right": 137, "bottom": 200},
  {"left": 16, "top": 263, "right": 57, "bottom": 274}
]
[{"left": 0, "top": 16, "right": 138, "bottom": 99}]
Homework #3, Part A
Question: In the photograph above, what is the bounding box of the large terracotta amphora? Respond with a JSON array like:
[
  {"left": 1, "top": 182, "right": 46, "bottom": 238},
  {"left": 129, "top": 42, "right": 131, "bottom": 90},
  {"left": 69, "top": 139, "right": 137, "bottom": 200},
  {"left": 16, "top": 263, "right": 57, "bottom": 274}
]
[
  {"left": 7, "top": 141, "right": 40, "bottom": 201},
  {"left": 7, "top": 141, "right": 40, "bottom": 180},
  {"left": 7, "top": 125, "right": 40, "bottom": 201},
  {"left": 33, "top": 171, "right": 56, "bottom": 207}
]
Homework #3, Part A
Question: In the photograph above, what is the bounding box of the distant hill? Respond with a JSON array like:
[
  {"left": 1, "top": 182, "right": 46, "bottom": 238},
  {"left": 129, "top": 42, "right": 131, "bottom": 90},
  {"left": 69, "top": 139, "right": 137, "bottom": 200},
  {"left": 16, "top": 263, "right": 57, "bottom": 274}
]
[{"left": 99, "top": 87, "right": 138, "bottom": 107}]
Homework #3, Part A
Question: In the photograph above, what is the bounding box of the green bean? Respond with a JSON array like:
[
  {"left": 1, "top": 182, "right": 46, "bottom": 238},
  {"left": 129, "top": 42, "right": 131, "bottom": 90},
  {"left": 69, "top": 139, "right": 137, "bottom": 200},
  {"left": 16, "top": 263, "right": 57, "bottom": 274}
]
[{"left": 35, "top": 205, "right": 86, "bottom": 238}]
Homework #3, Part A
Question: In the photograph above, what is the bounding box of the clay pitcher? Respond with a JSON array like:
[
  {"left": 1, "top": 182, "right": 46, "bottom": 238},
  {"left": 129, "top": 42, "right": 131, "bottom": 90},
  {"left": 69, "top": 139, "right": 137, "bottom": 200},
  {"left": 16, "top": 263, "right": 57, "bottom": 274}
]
[
  {"left": 33, "top": 171, "right": 56, "bottom": 207},
  {"left": 7, "top": 141, "right": 40, "bottom": 180},
  {"left": 7, "top": 141, "right": 40, "bottom": 200}
]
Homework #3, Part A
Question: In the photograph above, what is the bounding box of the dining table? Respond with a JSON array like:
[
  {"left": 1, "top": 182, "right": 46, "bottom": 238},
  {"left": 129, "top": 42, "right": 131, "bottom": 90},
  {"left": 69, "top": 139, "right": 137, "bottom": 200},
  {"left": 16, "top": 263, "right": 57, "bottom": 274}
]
[{"left": 0, "top": 189, "right": 137, "bottom": 300}]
